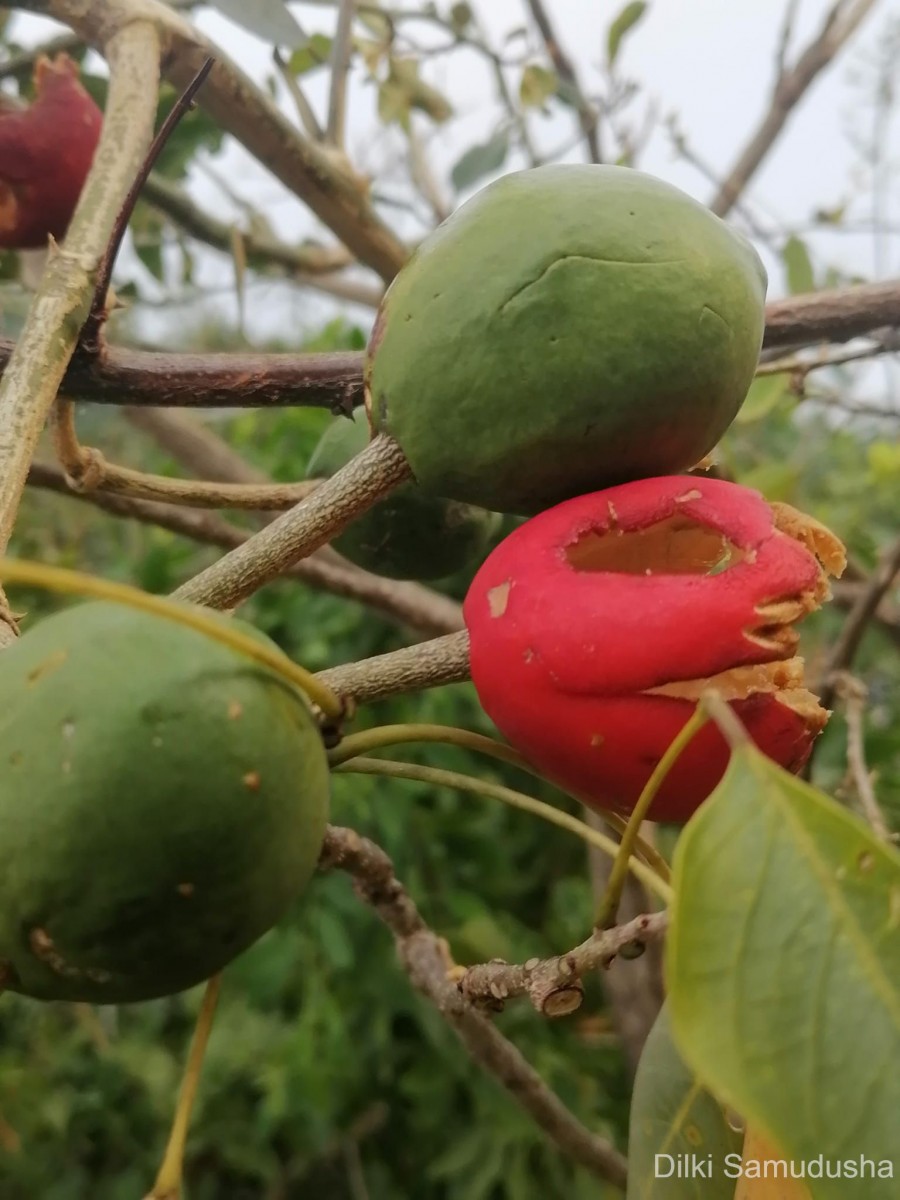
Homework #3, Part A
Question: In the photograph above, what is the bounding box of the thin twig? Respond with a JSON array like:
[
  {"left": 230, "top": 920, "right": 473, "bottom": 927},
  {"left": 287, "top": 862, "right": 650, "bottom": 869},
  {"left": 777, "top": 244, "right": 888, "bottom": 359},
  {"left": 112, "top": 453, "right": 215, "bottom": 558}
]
[
  {"left": 318, "top": 825, "right": 629, "bottom": 1189},
  {"left": 327, "top": 0, "right": 357, "bottom": 147},
  {"left": 755, "top": 334, "right": 900, "bottom": 377},
  {"left": 27, "top": 459, "right": 464, "bottom": 638},
  {"left": 818, "top": 534, "right": 900, "bottom": 710},
  {"left": 317, "top": 630, "right": 469, "bottom": 703},
  {"left": 524, "top": 0, "right": 601, "bottom": 162},
  {"left": 456, "top": 910, "right": 667, "bottom": 1016},
  {"left": 273, "top": 48, "right": 324, "bottom": 141},
  {"left": 81, "top": 56, "right": 215, "bottom": 354},
  {"left": 710, "top": 0, "right": 878, "bottom": 216},
  {"left": 833, "top": 673, "right": 894, "bottom": 841}
]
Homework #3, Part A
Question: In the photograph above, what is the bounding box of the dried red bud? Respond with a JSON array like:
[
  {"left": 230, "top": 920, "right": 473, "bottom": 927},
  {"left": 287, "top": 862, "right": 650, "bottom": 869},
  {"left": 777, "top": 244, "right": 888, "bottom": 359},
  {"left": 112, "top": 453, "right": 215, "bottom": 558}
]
[
  {"left": 463, "top": 477, "right": 846, "bottom": 823},
  {"left": 0, "top": 55, "right": 103, "bottom": 250}
]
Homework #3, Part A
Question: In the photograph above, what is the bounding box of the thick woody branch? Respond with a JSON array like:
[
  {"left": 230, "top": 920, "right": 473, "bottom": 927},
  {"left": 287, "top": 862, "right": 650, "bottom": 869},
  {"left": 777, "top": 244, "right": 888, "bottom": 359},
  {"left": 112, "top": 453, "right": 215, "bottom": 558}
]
[
  {"left": 710, "top": 0, "right": 877, "bottom": 216},
  {"left": 26, "top": 0, "right": 408, "bottom": 281},
  {"left": 762, "top": 280, "right": 900, "bottom": 350},
  {"left": 319, "top": 825, "right": 629, "bottom": 1189},
  {"left": 27, "top": 460, "right": 463, "bottom": 638},
  {"left": 0, "top": 20, "right": 161, "bottom": 647},
  {"left": 1, "top": 282, "right": 896, "bottom": 411}
]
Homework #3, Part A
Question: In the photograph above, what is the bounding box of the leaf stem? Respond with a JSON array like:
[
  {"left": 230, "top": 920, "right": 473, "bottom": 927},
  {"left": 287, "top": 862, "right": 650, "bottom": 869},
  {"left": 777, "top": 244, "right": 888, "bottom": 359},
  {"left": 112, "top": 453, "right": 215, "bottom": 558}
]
[
  {"left": 595, "top": 705, "right": 707, "bottom": 928},
  {"left": 328, "top": 722, "right": 670, "bottom": 882},
  {"left": 335, "top": 756, "right": 673, "bottom": 904},
  {"left": 0, "top": 557, "right": 343, "bottom": 720}
]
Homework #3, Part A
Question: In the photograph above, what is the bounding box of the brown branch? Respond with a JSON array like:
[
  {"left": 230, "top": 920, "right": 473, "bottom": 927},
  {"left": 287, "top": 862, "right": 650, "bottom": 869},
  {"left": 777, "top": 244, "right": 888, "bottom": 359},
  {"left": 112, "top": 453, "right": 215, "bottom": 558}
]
[
  {"left": 142, "top": 173, "right": 383, "bottom": 307},
  {"left": 124, "top": 407, "right": 270, "bottom": 482},
  {"left": 833, "top": 673, "right": 894, "bottom": 841},
  {"left": 317, "top": 629, "right": 469, "bottom": 704},
  {"left": 710, "top": 0, "right": 878, "bottom": 216},
  {"left": 762, "top": 280, "right": 900, "bottom": 349},
  {"left": 318, "top": 825, "right": 629, "bottom": 1189},
  {"left": 831, "top": 580, "right": 900, "bottom": 649},
  {"left": 456, "top": 910, "right": 667, "bottom": 1017},
  {"left": 62, "top": 345, "right": 366, "bottom": 412},
  {"left": 818, "top": 534, "right": 900, "bottom": 710},
  {"left": 31, "top": 0, "right": 409, "bottom": 281},
  {"left": 27, "top": 460, "right": 464, "bottom": 638},
  {"left": 523, "top": 0, "right": 601, "bottom": 162},
  {"left": 0, "top": 282, "right": 896, "bottom": 412}
]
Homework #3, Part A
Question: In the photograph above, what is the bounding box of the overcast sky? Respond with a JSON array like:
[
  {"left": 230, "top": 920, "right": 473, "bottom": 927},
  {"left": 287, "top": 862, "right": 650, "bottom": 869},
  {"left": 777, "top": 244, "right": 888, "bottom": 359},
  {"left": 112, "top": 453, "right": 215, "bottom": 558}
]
[{"left": 9, "top": 1, "right": 900, "bottom": 342}]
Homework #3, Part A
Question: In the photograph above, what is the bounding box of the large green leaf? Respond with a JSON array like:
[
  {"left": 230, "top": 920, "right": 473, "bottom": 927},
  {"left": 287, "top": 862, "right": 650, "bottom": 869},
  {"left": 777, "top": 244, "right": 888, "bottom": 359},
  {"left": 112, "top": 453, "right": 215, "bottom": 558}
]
[
  {"left": 628, "top": 1004, "right": 741, "bottom": 1199},
  {"left": 668, "top": 745, "right": 900, "bottom": 1200}
]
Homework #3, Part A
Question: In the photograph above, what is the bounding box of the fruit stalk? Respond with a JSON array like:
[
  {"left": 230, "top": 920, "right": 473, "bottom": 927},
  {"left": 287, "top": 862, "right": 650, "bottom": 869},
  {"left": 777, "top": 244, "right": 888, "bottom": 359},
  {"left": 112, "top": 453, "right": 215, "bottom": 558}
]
[
  {"left": 173, "top": 433, "right": 411, "bottom": 610},
  {"left": 0, "top": 21, "right": 161, "bottom": 642},
  {"left": 146, "top": 974, "right": 223, "bottom": 1200}
]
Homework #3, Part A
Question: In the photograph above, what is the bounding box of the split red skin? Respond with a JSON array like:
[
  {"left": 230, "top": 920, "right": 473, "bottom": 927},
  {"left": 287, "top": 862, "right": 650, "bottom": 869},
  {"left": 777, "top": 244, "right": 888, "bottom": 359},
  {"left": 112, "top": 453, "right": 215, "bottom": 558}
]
[
  {"left": 0, "top": 55, "right": 103, "bottom": 250},
  {"left": 464, "top": 476, "right": 840, "bottom": 823}
]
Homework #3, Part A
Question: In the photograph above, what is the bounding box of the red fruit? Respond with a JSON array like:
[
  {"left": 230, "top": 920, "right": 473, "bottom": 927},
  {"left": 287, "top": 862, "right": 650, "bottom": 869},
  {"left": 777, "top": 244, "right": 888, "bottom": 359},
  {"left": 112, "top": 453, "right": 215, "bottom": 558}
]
[
  {"left": 463, "top": 477, "right": 846, "bottom": 823},
  {"left": 0, "top": 54, "right": 103, "bottom": 250}
]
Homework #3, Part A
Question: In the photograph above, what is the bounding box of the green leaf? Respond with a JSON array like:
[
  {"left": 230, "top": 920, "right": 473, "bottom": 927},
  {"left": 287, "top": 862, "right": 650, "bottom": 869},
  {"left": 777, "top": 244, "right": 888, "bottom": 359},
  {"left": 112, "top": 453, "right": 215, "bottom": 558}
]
[
  {"left": 781, "top": 235, "right": 815, "bottom": 295},
  {"left": 450, "top": 132, "right": 509, "bottom": 192},
  {"left": 210, "top": 0, "right": 305, "bottom": 46},
  {"left": 519, "top": 63, "right": 558, "bottom": 108},
  {"left": 668, "top": 745, "right": 900, "bottom": 1200},
  {"left": 289, "top": 33, "right": 333, "bottom": 75},
  {"left": 607, "top": 1, "right": 648, "bottom": 66},
  {"left": 628, "top": 1004, "right": 741, "bottom": 1199},
  {"left": 734, "top": 375, "right": 793, "bottom": 424}
]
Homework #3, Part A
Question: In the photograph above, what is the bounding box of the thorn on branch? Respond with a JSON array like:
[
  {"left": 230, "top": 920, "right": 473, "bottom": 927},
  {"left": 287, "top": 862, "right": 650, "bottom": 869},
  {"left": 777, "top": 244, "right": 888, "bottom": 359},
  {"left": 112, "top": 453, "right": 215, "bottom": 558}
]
[{"left": 80, "top": 56, "right": 215, "bottom": 355}]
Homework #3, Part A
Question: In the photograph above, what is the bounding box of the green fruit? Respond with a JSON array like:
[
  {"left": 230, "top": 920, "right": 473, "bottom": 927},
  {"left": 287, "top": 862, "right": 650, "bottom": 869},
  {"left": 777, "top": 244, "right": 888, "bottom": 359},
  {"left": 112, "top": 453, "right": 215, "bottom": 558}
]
[
  {"left": 308, "top": 416, "right": 499, "bottom": 580},
  {"left": 0, "top": 602, "right": 329, "bottom": 1004},
  {"left": 366, "top": 164, "right": 768, "bottom": 515}
]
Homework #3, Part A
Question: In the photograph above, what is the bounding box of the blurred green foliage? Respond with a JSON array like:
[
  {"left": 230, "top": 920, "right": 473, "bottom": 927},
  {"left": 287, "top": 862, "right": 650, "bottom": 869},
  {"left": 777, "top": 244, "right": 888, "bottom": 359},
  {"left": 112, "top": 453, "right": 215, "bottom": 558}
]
[
  {"left": 3, "top": 310, "right": 897, "bottom": 1198},
  {"left": 0, "top": 7, "right": 897, "bottom": 1193}
]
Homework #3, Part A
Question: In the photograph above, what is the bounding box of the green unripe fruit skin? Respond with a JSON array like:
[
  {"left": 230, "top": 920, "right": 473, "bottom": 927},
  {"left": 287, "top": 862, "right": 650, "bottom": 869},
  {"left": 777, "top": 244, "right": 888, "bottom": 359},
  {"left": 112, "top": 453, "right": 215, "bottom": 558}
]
[
  {"left": 366, "top": 164, "right": 768, "bottom": 515},
  {"left": 0, "top": 602, "right": 329, "bottom": 1004},
  {"left": 308, "top": 416, "right": 499, "bottom": 580}
]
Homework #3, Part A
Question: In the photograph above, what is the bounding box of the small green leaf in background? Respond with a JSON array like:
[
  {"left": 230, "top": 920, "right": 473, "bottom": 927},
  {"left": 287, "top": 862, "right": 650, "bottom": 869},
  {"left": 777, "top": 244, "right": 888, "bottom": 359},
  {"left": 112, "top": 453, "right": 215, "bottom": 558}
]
[
  {"left": 451, "top": 131, "right": 510, "bottom": 192},
  {"left": 519, "top": 63, "right": 558, "bottom": 109},
  {"left": 210, "top": 0, "right": 305, "bottom": 46},
  {"left": 627, "top": 1004, "right": 741, "bottom": 1199},
  {"left": 667, "top": 745, "right": 900, "bottom": 1200},
  {"left": 608, "top": 1, "right": 648, "bottom": 67},
  {"left": 735, "top": 375, "right": 794, "bottom": 425},
  {"left": 781, "top": 235, "right": 816, "bottom": 294},
  {"left": 289, "top": 33, "right": 334, "bottom": 75}
]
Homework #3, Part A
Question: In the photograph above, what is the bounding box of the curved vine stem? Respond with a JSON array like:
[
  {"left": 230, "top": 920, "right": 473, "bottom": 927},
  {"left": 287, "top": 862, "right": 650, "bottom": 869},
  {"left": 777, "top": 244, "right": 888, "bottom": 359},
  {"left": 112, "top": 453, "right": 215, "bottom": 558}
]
[
  {"left": 334, "top": 756, "right": 673, "bottom": 903},
  {"left": 329, "top": 722, "right": 671, "bottom": 883},
  {"left": 0, "top": 557, "right": 343, "bottom": 720},
  {"left": 146, "top": 973, "right": 222, "bottom": 1200},
  {"left": 595, "top": 705, "right": 708, "bottom": 929}
]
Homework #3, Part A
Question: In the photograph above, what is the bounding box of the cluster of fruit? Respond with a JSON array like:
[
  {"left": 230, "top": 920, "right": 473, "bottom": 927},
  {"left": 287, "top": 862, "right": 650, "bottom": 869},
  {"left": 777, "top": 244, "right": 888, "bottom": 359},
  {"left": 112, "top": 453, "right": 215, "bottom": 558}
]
[{"left": 0, "top": 126, "right": 844, "bottom": 1006}]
